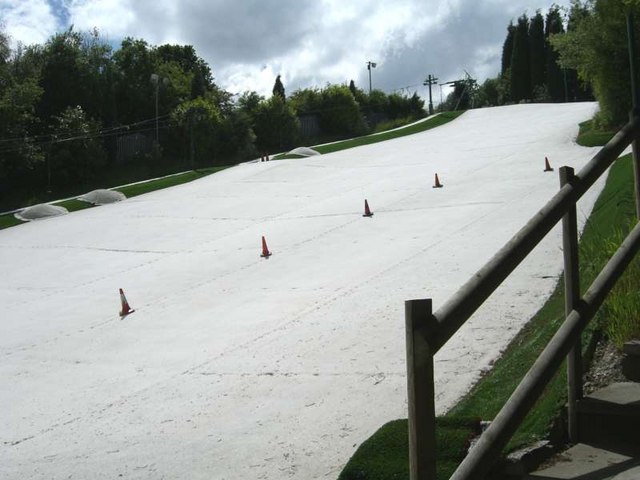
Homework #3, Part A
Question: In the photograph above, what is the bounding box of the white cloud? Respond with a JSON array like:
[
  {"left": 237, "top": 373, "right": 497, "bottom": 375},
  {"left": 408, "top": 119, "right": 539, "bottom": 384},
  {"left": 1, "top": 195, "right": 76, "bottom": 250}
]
[
  {"left": 1, "top": 0, "right": 574, "bottom": 100},
  {"left": 0, "top": 0, "right": 59, "bottom": 46},
  {"left": 65, "top": 0, "right": 137, "bottom": 39}
]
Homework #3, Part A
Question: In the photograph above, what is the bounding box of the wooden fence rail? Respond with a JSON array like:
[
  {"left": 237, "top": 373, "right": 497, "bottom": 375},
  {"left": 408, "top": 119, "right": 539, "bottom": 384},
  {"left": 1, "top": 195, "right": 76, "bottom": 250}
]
[{"left": 406, "top": 114, "right": 640, "bottom": 480}]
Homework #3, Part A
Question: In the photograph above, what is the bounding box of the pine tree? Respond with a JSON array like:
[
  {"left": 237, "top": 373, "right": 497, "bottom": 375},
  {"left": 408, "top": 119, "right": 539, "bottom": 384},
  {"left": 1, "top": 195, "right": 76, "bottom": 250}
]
[
  {"left": 529, "top": 11, "right": 546, "bottom": 93},
  {"left": 272, "top": 74, "right": 285, "bottom": 100},
  {"left": 501, "top": 21, "right": 516, "bottom": 76},
  {"left": 349, "top": 79, "right": 357, "bottom": 96},
  {"left": 511, "top": 14, "right": 532, "bottom": 102},
  {"left": 545, "top": 6, "right": 566, "bottom": 102}
]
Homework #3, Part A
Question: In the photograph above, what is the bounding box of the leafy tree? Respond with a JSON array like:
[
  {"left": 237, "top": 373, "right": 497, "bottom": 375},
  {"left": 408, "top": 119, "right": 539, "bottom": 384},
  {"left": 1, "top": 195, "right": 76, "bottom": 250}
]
[
  {"left": 529, "top": 11, "right": 546, "bottom": 93},
  {"left": 476, "top": 77, "right": 500, "bottom": 106},
  {"left": 272, "top": 74, "right": 285, "bottom": 100},
  {"left": 37, "top": 28, "right": 85, "bottom": 120},
  {"left": 511, "top": 14, "right": 532, "bottom": 102},
  {"left": 318, "top": 84, "right": 365, "bottom": 136},
  {"left": 550, "top": 0, "right": 634, "bottom": 125},
  {"left": 172, "top": 97, "right": 221, "bottom": 166},
  {"left": 253, "top": 95, "right": 299, "bottom": 152},
  {"left": 49, "top": 105, "right": 106, "bottom": 188},
  {"left": 112, "top": 38, "right": 158, "bottom": 124},
  {"left": 236, "top": 90, "right": 264, "bottom": 116},
  {"left": 0, "top": 76, "right": 44, "bottom": 185}
]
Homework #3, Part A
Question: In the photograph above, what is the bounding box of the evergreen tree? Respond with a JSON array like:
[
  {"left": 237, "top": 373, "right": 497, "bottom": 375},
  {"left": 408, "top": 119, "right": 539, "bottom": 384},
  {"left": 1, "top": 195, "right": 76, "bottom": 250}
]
[
  {"left": 511, "top": 14, "right": 532, "bottom": 102},
  {"left": 272, "top": 74, "right": 285, "bottom": 100},
  {"left": 529, "top": 11, "right": 546, "bottom": 93},
  {"left": 348, "top": 79, "right": 357, "bottom": 96},
  {"left": 501, "top": 21, "right": 516, "bottom": 76},
  {"left": 545, "top": 6, "right": 566, "bottom": 102}
]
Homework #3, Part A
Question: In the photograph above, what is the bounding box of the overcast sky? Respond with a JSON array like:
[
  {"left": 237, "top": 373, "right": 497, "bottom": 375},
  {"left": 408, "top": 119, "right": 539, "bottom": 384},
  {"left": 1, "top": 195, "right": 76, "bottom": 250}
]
[{"left": 1, "top": 0, "right": 572, "bottom": 102}]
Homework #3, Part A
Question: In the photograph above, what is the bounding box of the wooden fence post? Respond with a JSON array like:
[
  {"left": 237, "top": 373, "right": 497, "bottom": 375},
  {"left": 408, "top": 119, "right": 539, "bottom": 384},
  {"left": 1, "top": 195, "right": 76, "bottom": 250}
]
[
  {"left": 627, "top": 12, "right": 640, "bottom": 219},
  {"left": 406, "top": 299, "right": 437, "bottom": 480},
  {"left": 560, "top": 166, "right": 582, "bottom": 443}
]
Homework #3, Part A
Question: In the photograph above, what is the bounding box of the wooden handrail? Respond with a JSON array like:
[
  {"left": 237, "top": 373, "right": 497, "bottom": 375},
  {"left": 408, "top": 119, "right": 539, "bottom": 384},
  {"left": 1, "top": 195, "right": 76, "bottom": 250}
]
[{"left": 406, "top": 112, "right": 640, "bottom": 480}]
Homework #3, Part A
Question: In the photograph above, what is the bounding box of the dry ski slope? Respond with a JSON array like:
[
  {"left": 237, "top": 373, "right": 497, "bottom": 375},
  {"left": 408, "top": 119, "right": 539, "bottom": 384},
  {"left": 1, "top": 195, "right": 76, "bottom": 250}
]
[{"left": 2, "top": 103, "right": 604, "bottom": 479}]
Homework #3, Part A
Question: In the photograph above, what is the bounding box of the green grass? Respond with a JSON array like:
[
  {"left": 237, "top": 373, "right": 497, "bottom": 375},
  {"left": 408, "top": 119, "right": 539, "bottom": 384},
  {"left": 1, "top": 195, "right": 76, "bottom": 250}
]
[
  {"left": 275, "top": 111, "right": 465, "bottom": 159},
  {"left": 576, "top": 120, "right": 617, "bottom": 147},
  {"left": 115, "top": 166, "right": 228, "bottom": 197},
  {"left": 0, "top": 166, "right": 229, "bottom": 230},
  {"left": 338, "top": 417, "right": 481, "bottom": 480},
  {"left": 447, "top": 153, "right": 639, "bottom": 448},
  {"left": 339, "top": 151, "right": 639, "bottom": 477}
]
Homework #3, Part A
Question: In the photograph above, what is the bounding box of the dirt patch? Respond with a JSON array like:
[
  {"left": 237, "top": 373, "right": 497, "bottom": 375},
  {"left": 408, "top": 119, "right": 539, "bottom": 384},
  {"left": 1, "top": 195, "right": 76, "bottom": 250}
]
[{"left": 583, "top": 338, "right": 627, "bottom": 395}]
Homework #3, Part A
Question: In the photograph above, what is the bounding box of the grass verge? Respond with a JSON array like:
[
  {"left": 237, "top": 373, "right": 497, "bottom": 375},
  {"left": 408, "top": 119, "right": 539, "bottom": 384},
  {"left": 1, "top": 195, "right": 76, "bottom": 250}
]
[
  {"left": 275, "top": 111, "right": 465, "bottom": 159},
  {"left": 576, "top": 119, "right": 617, "bottom": 147},
  {"left": 339, "top": 150, "right": 638, "bottom": 477},
  {"left": 0, "top": 166, "right": 229, "bottom": 231}
]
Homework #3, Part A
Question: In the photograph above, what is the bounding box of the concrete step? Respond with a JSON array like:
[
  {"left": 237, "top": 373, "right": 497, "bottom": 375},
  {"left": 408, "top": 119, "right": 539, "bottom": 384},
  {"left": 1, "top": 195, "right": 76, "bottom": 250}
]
[
  {"left": 526, "top": 443, "right": 640, "bottom": 479},
  {"left": 577, "top": 382, "right": 640, "bottom": 446}
]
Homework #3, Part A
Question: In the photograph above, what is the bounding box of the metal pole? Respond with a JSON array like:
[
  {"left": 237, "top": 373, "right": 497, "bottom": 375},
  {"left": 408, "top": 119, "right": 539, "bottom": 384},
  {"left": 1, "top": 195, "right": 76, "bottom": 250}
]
[
  {"left": 627, "top": 12, "right": 640, "bottom": 218},
  {"left": 406, "top": 299, "right": 437, "bottom": 480},
  {"left": 368, "top": 63, "right": 372, "bottom": 94},
  {"left": 155, "top": 81, "right": 159, "bottom": 143},
  {"left": 428, "top": 75, "right": 433, "bottom": 115},
  {"left": 560, "top": 166, "right": 582, "bottom": 443}
]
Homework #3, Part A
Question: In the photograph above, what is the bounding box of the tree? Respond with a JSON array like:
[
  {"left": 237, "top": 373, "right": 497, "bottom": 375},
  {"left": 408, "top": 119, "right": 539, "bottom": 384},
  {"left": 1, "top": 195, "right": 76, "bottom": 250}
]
[
  {"left": 545, "top": 6, "right": 566, "bottom": 102},
  {"left": 501, "top": 22, "right": 516, "bottom": 76},
  {"left": 272, "top": 74, "right": 285, "bottom": 100},
  {"left": 172, "top": 97, "right": 221, "bottom": 166},
  {"left": 348, "top": 79, "right": 357, "bottom": 96},
  {"left": 112, "top": 38, "right": 158, "bottom": 123},
  {"left": 318, "top": 84, "right": 366, "bottom": 136},
  {"left": 511, "top": 14, "right": 532, "bottom": 102},
  {"left": 550, "top": 0, "right": 633, "bottom": 125},
  {"left": 253, "top": 95, "right": 299, "bottom": 152},
  {"left": 476, "top": 78, "right": 500, "bottom": 107},
  {"left": 529, "top": 11, "right": 546, "bottom": 94},
  {"left": 37, "top": 28, "right": 85, "bottom": 120},
  {"left": 49, "top": 105, "right": 106, "bottom": 189}
]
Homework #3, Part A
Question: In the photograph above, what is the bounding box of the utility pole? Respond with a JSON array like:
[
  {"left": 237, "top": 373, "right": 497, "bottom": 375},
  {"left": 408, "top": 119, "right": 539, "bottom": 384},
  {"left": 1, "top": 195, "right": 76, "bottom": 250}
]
[
  {"left": 423, "top": 74, "right": 438, "bottom": 115},
  {"left": 367, "top": 61, "right": 377, "bottom": 94}
]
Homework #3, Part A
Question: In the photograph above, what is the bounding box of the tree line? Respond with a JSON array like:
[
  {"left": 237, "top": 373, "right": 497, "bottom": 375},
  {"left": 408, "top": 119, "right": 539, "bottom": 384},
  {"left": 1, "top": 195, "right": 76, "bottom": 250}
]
[
  {"left": 442, "top": 5, "right": 594, "bottom": 111},
  {"left": 0, "top": 28, "right": 424, "bottom": 210}
]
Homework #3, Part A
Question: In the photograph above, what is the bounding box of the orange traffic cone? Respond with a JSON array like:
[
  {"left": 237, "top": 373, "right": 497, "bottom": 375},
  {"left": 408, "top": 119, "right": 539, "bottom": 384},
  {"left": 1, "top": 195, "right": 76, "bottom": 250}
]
[
  {"left": 119, "top": 288, "right": 134, "bottom": 317},
  {"left": 433, "top": 173, "right": 443, "bottom": 188},
  {"left": 363, "top": 199, "right": 373, "bottom": 217},
  {"left": 260, "top": 236, "right": 272, "bottom": 258},
  {"left": 544, "top": 157, "right": 554, "bottom": 172}
]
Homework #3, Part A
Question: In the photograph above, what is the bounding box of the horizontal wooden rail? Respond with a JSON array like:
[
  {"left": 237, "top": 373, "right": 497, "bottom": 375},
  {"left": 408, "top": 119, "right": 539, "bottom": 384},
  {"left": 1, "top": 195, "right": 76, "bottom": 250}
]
[
  {"left": 450, "top": 220, "right": 640, "bottom": 479},
  {"left": 426, "top": 115, "right": 640, "bottom": 354}
]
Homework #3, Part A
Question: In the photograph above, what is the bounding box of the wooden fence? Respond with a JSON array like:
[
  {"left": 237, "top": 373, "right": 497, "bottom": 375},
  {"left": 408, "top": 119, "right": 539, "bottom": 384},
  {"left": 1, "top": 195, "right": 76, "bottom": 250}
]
[{"left": 405, "top": 13, "right": 640, "bottom": 479}]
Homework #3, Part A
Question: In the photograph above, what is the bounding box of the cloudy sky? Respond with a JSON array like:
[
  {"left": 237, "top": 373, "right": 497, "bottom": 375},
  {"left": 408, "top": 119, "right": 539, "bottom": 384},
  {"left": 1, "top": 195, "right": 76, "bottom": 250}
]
[{"left": 1, "top": 0, "right": 572, "bottom": 101}]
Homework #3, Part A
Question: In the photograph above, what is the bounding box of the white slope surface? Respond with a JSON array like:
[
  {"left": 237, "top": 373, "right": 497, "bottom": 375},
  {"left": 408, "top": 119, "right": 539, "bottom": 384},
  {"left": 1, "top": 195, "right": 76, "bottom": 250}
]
[{"left": 1, "top": 103, "right": 605, "bottom": 479}]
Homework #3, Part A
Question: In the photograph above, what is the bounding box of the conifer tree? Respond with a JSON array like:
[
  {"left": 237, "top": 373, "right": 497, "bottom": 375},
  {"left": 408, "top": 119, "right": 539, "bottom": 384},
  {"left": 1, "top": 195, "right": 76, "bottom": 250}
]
[
  {"left": 501, "top": 22, "right": 516, "bottom": 76},
  {"left": 545, "top": 6, "right": 565, "bottom": 102},
  {"left": 272, "top": 74, "right": 285, "bottom": 100},
  {"left": 511, "top": 14, "right": 532, "bottom": 102},
  {"left": 349, "top": 79, "right": 357, "bottom": 96},
  {"left": 529, "top": 11, "right": 546, "bottom": 92}
]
